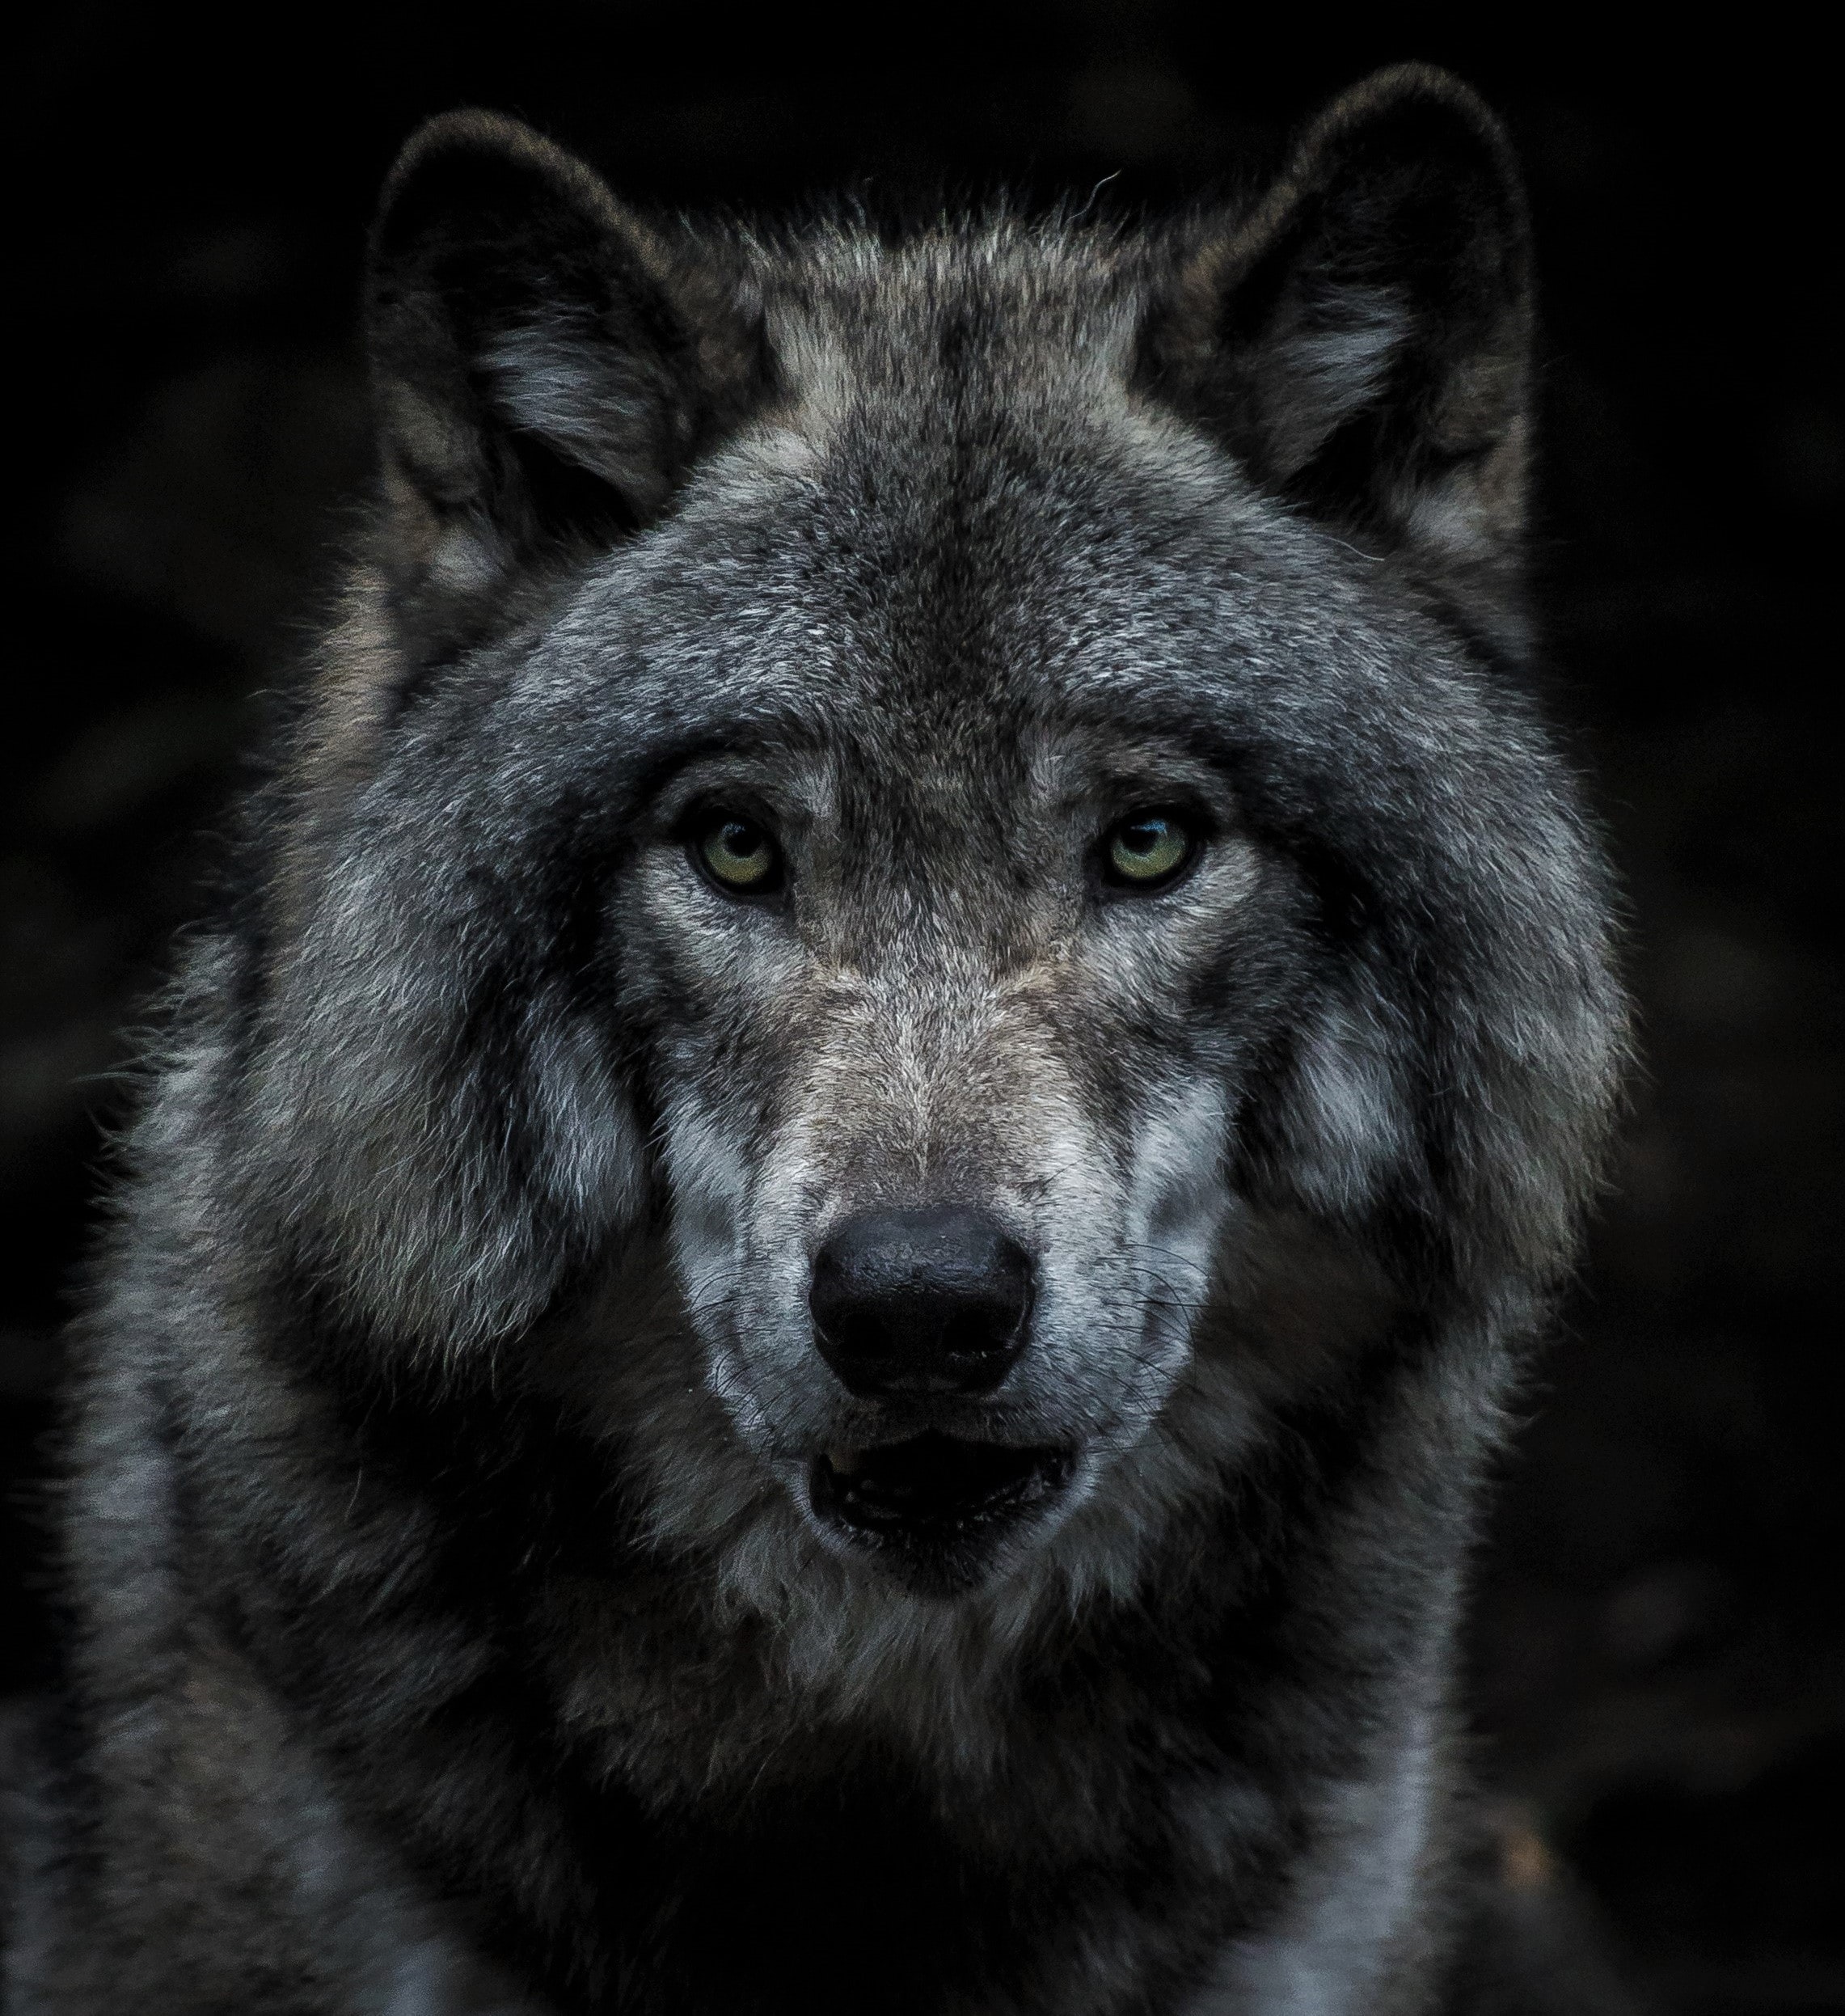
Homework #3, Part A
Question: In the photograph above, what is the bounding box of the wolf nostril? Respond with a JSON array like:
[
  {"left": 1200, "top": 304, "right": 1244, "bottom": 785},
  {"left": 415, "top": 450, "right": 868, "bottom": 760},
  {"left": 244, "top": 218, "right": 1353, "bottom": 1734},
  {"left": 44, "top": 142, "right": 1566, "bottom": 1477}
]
[{"left": 809, "top": 1207, "right": 1033, "bottom": 1399}]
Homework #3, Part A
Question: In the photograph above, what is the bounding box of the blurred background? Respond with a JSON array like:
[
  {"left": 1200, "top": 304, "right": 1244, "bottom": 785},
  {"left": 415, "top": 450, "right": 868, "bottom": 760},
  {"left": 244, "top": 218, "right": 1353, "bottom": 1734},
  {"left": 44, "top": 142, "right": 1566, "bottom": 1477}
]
[{"left": 6, "top": 10, "right": 1839, "bottom": 2010}]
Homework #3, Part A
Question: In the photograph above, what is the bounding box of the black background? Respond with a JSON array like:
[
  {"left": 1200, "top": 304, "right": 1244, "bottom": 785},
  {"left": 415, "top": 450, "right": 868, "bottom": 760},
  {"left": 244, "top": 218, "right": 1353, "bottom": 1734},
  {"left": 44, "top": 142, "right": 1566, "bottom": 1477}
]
[{"left": 6, "top": 11, "right": 1841, "bottom": 2011}]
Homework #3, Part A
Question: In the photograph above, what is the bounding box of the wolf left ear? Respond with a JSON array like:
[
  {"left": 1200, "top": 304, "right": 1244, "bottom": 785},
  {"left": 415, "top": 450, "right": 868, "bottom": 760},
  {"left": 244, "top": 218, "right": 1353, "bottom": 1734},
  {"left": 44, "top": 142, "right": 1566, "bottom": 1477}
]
[
  {"left": 365, "top": 111, "right": 761, "bottom": 614},
  {"left": 1147, "top": 66, "right": 1532, "bottom": 573}
]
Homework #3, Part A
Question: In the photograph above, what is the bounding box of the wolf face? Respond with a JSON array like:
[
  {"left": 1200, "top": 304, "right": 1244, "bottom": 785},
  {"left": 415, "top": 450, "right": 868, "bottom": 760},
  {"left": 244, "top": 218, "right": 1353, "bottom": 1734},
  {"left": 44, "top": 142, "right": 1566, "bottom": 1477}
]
[
  {"left": 627, "top": 668, "right": 1279, "bottom": 1596},
  {"left": 232, "top": 77, "right": 1620, "bottom": 1637}
]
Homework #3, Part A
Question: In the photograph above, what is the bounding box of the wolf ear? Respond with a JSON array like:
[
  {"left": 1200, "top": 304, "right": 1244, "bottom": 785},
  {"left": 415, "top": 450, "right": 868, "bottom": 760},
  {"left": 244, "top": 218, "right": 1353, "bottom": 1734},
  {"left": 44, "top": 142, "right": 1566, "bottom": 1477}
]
[
  {"left": 365, "top": 111, "right": 760, "bottom": 610},
  {"left": 1148, "top": 66, "right": 1531, "bottom": 573}
]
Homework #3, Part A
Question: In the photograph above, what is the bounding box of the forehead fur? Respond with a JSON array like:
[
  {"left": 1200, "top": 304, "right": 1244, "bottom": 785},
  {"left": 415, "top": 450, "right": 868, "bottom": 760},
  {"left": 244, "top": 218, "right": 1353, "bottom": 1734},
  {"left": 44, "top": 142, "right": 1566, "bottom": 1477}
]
[
  {"left": 514, "top": 216, "right": 1369, "bottom": 766},
  {"left": 754, "top": 214, "right": 1150, "bottom": 418}
]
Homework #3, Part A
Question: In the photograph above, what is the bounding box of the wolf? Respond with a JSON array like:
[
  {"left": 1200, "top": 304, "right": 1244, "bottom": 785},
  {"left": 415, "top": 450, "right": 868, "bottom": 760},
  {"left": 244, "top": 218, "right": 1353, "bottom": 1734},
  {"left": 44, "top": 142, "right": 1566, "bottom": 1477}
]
[{"left": 2, "top": 63, "right": 1628, "bottom": 2016}]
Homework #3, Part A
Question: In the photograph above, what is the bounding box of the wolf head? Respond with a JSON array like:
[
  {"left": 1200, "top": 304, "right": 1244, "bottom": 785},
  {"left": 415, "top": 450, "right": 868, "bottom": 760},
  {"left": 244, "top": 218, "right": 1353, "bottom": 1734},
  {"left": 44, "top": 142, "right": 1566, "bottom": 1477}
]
[{"left": 226, "top": 70, "right": 1623, "bottom": 1615}]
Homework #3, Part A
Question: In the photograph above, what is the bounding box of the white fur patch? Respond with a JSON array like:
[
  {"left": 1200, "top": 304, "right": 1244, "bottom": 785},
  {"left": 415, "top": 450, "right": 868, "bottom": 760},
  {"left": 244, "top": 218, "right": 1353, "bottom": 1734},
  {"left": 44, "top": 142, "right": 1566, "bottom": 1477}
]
[
  {"left": 1186, "top": 1694, "right": 1442, "bottom": 2014},
  {"left": 1277, "top": 987, "right": 1408, "bottom": 1219},
  {"left": 1267, "top": 288, "right": 1408, "bottom": 473}
]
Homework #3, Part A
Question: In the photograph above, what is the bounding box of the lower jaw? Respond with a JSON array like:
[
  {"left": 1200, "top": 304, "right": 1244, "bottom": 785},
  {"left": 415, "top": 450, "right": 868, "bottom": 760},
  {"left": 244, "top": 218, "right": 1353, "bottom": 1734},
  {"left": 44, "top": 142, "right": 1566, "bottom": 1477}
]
[{"left": 807, "top": 1435, "right": 1076, "bottom": 1595}]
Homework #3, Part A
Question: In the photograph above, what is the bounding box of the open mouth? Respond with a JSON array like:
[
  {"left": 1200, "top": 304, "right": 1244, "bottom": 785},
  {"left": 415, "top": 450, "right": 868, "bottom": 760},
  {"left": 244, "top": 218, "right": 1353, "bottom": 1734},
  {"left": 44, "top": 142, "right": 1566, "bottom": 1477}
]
[{"left": 809, "top": 1431, "right": 1073, "bottom": 1578}]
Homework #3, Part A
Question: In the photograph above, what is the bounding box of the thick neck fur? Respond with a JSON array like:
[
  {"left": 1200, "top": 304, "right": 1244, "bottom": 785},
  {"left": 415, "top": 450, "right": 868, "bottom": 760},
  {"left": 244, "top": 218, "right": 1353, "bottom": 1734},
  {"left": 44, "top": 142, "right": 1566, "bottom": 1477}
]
[{"left": 60, "top": 1011, "right": 1506, "bottom": 2016}]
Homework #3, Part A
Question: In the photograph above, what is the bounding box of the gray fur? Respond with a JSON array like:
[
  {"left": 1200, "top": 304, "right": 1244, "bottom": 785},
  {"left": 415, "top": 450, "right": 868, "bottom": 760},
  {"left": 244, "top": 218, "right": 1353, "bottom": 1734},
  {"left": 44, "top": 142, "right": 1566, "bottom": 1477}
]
[{"left": 5, "top": 66, "right": 1628, "bottom": 2016}]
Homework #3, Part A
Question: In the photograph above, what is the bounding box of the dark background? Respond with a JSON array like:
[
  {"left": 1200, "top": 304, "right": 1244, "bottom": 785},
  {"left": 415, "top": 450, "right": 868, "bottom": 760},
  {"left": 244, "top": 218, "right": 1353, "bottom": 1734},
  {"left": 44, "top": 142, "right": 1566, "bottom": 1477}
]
[{"left": 6, "top": 11, "right": 1840, "bottom": 2011}]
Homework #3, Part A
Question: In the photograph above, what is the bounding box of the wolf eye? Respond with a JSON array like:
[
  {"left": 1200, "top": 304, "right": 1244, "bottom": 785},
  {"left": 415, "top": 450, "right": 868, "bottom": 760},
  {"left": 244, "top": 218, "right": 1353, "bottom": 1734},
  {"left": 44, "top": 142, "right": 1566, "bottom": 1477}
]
[
  {"left": 695, "top": 815, "right": 781, "bottom": 894},
  {"left": 1103, "top": 813, "right": 1193, "bottom": 890}
]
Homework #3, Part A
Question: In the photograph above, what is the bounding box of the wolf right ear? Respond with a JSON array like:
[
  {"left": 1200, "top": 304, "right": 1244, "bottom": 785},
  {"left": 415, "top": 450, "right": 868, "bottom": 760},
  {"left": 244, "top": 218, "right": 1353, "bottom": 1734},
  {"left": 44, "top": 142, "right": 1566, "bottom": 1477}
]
[
  {"left": 1146, "top": 66, "right": 1532, "bottom": 578},
  {"left": 365, "top": 112, "right": 762, "bottom": 618}
]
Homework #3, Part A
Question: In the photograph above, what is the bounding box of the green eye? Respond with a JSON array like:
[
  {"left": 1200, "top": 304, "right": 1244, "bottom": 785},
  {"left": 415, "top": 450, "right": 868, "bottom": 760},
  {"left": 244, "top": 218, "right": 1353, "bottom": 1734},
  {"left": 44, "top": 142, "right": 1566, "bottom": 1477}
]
[
  {"left": 697, "top": 816, "right": 780, "bottom": 894},
  {"left": 1104, "top": 813, "right": 1193, "bottom": 889}
]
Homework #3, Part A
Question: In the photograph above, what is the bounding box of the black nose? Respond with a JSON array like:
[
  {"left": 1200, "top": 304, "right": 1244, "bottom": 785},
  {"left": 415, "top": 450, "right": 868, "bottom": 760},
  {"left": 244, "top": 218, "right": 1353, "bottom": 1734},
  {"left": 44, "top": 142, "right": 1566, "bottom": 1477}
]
[{"left": 809, "top": 1208, "right": 1034, "bottom": 1398}]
